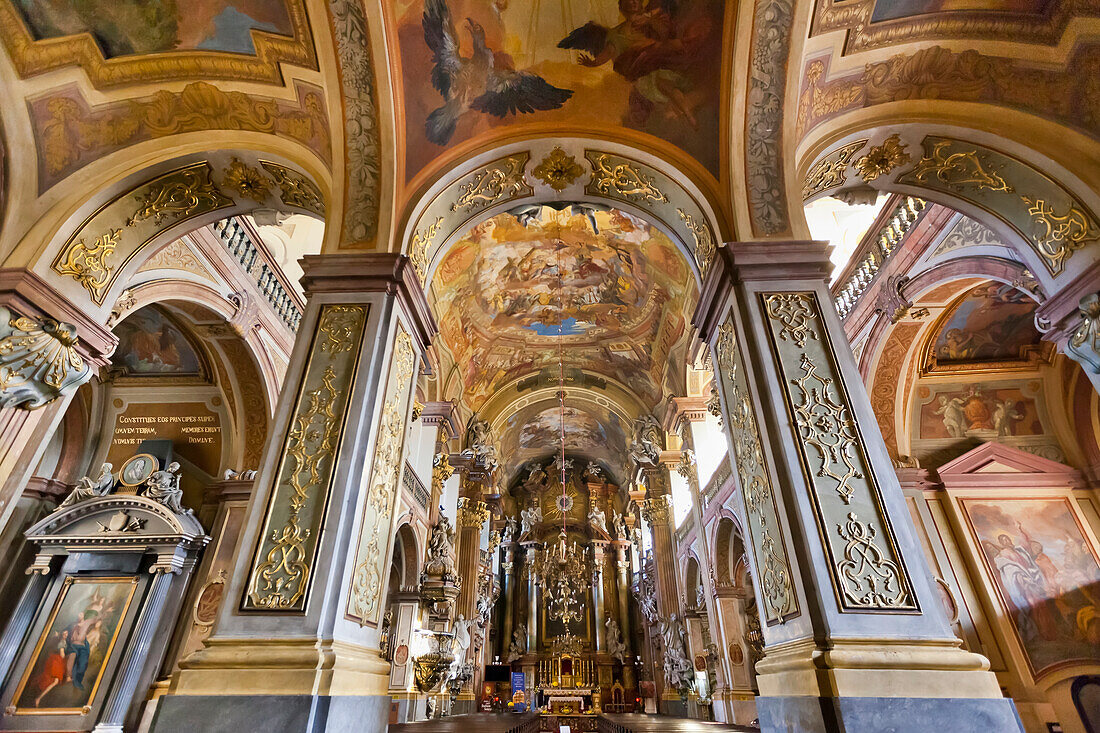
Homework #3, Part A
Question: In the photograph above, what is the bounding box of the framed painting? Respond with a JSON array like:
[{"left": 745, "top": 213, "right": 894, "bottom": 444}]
[
  {"left": 10, "top": 577, "right": 139, "bottom": 714},
  {"left": 961, "top": 498, "right": 1100, "bottom": 678},
  {"left": 111, "top": 306, "right": 203, "bottom": 377}
]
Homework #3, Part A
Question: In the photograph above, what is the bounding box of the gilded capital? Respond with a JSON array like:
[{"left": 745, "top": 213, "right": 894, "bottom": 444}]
[
  {"left": 457, "top": 497, "right": 491, "bottom": 528},
  {"left": 0, "top": 306, "right": 93, "bottom": 409},
  {"left": 639, "top": 495, "right": 672, "bottom": 526}
]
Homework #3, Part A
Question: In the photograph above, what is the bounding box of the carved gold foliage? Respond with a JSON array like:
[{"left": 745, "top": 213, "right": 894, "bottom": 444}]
[
  {"left": 788, "top": 354, "right": 862, "bottom": 504},
  {"left": 714, "top": 317, "right": 797, "bottom": 624},
  {"left": 585, "top": 152, "right": 668, "bottom": 203},
  {"left": 836, "top": 512, "right": 911, "bottom": 609},
  {"left": 245, "top": 304, "right": 367, "bottom": 611},
  {"left": 34, "top": 82, "right": 330, "bottom": 190},
  {"left": 1020, "top": 196, "right": 1100, "bottom": 275},
  {"left": 0, "top": 307, "right": 91, "bottom": 409},
  {"left": 457, "top": 497, "right": 491, "bottom": 528},
  {"left": 855, "top": 134, "right": 910, "bottom": 182},
  {"left": 678, "top": 209, "right": 716, "bottom": 277},
  {"left": 802, "top": 140, "right": 866, "bottom": 200},
  {"left": 452, "top": 154, "right": 532, "bottom": 213},
  {"left": 53, "top": 228, "right": 120, "bottom": 303},
  {"left": 221, "top": 157, "right": 272, "bottom": 204},
  {"left": 533, "top": 148, "right": 584, "bottom": 192},
  {"left": 907, "top": 140, "right": 1013, "bottom": 193},
  {"left": 127, "top": 165, "right": 233, "bottom": 227},
  {"left": 348, "top": 328, "right": 416, "bottom": 624},
  {"left": 639, "top": 495, "right": 672, "bottom": 525},
  {"left": 762, "top": 293, "right": 817, "bottom": 348},
  {"left": 410, "top": 217, "right": 444, "bottom": 285},
  {"left": 260, "top": 161, "right": 325, "bottom": 216}
]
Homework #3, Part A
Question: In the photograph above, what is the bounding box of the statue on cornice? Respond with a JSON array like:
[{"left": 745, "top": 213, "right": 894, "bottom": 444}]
[
  {"left": 606, "top": 618, "right": 627, "bottom": 663},
  {"left": 59, "top": 463, "right": 115, "bottom": 509},
  {"left": 629, "top": 414, "right": 663, "bottom": 467},
  {"left": 507, "top": 622, "right": 527, "bottom": 662},
  {"left": 425, "top": 513, "right": 457, "bottom": 576},
  {"left": 549, "top": 455, "right": 574, "bottom": 476},
  {"left": 501, "top": 516, "right": 518, "bottom": 544},
  {"left": 583, "top": 461, "right": 603, "bottom": 482},
  {"left": 611, "top": 510, "right": 628, "bottom": 540},
  {"left": 588, "top": 503, "right": 608, "bottom": 534},
  {"left": 523, "top": 462, "right": 547, "bottom": 492},
  {"left": 520, "top": 503, "right": 542, "bottom": 536},
  {"left": 464, "top": 416, "right": 498, "bottom": 473},
  {"left": 142, "top": 462, "right": 191, "bottom": 515}
]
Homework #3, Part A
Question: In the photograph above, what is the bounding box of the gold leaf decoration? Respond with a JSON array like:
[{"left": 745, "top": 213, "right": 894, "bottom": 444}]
[
  {"left": 855, "top": 134, "right": 910, "bottom": 182},
  {"left": 409, "top": 217, "right": 444, "bottom": 285},
  {"left": 802, "top": 139, "right": 867, "bottom": 200},
  {"left": 532, "top": 148, "right": 584, "bottom": 192},
  {"left": 53, "top": 228, "right": 121, "bottom": 303},
  {"left": 907, "top": 140, "right": 1013, "bottom": 193},
  {"left": 1020, "top": 196, "right": 1100, "bottom": 275},
  {"left": 221, "top": 157, "right": 272, "bottom": 204},
  {"left": 585, "top": 152, "right": 668, "bottom": 203},
  {"left": 451, "top": 154, "right": 532, "bottom": 213},
  {"left": 126, "top": 165, "right": 233, "bottom": 228},
  {"left": 678, "top": 209, "right": 716, "bottom": 277}
]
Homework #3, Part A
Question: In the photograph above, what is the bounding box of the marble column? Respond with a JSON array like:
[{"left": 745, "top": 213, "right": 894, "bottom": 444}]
[
  {"left": 500, "top": 543, "right": 516, "bottom": 660},
  {"left": 523, "top": 542, "right": 542, "bottom": 654},
  {"left": 153, "top": 254, "right": 436, "bottom": 733},
  {"left": 638, "top": 467, "right": 678, "bottom": 619},
  {"left": 591, "top": 541, "right": 608, "bottom": 653},
  {"left": 692, "top": 242, "right": 1022, "bottom": 732},
  {"left": 455, "top": 495, "right": 489, "bottom": 626},
  {"left": 0, "top": 270, "right": 116, "bottom": 533},
  {"left": 614, "top": 542, "right": 633, "bottom": 656}
]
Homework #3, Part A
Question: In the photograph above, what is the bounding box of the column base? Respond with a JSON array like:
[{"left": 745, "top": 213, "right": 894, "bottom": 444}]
[
  {"left": 755, "top": 638, "right": 1023, "bottom": 733},
  {"left": 150, "top": 693, "right": 391, "bottom": 733}
]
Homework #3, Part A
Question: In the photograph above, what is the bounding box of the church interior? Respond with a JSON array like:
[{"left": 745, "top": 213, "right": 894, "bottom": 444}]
[{"left": 0, "top": 1, "right": 1097, "bottom": 732}]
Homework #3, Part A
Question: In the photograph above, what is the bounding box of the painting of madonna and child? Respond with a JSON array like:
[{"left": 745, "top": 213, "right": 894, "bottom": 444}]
[
  {"left": 963, "top": 498, "right": 1100, "bottom": 677},
  {"left": 11, "top": 578, "right": 137, "bottom": 711}
]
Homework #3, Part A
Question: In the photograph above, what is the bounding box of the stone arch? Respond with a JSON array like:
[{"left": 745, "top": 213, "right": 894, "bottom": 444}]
[
  {"left": 712, "top": 514, "right": 745, "bottom": 590},
  {"left": 393, "top": 521, "right": 421, "bottom": 591}
]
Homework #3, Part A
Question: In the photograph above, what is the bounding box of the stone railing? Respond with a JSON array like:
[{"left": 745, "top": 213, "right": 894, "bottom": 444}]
[
  {"left": 832, "top": 195, "right": 926, "bottom": 319},
  {"left": 212, "top": 217, "right": 304, "bottom": 331},
  {"left": 402, "top": 461, "right": 429, "bottom": 510},
  {"left": 701, "top": 460, "right": 731, "bottom": 511}
]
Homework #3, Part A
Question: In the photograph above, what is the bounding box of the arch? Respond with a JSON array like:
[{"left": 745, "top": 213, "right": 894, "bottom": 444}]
[
  {"left": 393, "top": 522, "right": 421, "bottom": 590},
  {"left": 712, "top": 514, "right": 745, "bottom": 590}
]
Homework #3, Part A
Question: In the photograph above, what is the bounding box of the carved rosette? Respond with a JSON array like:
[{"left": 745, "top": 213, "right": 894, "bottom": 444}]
[
  {"left": 0, "top": 307, "right": 92, "bottom": 409},
  {"left": 759, "top": 291, "right": 915, "bottom": 612}
]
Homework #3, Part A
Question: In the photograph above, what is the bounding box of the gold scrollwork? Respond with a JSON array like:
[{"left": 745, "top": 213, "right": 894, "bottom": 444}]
[
  {"left": 585, "top": 152, "right": 668, "bottom": 203},
  {"left": 348, "top": 328, "right": 416, "bottom": 624},
  {"left": 451, "top": 154, "right": 532, "bottom": 213},
  {"left": 221, "top": 157, "right": 272, "bottom": 204},
  {"left": 1020, "top": 196, "right": 1100, "bottom": 275},
  {"left": 855, "top": 134, "right": 910, "bottom": 183},
  {"left": 533, "top": 148, "right": 584, "bottom": 192},
  {"left": 802, "top": 140, "right": 866, "bottom": 200},
  {"left": 458, "top": 497, "right": 492, "bottom": 528},
  {"left": 714, "top": 318, "right": 797, "bottom": 624},
  {"left": 907, "top": 141, "right": 1013, "bottom": 193},
  {"left": 678, "top": 209, "right": 716, "bottom": 277},
  {"left": 245, "top": 304, "right": 367, "bottom": 611},
  {"left": 127, "top": 165, "right": 233, "bottom": 227},
  {"left": 763, "top": 293, "right": 818, "bottom": 348},
  {"left": 260, "top": 161, "right": 325, "bottom": 216},
  {"left": 53, "top": 228, "right": 120, "bottom": 303},
  {"left": 836, "top": 512, "right": 911, "bottom": 609},
  {"left": 410, "top": 217, "right": 444, "bottom": 285},
  {"left": 789, "top": 354, "right": 862, "bottom": 504}
]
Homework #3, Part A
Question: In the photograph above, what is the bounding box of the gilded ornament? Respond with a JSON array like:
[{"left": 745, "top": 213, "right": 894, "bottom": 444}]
[
  {"left": 836, "top": 512, "right": 911, "bottom": 609},
  {"left": 126, "top": 165, "right": 233, "bottom": 227},
  {"left": 640, "top": 495, "right": 672, "bottom": 525},
  {"left": 585, "top": 152, "right": 668, "bottom": 203},
  {"left": 532, "top": 148, "right": 584, "bottom": 192},
  {"left": 714, "top": 317, "right": 797, "bottom": 623},
  {"left": 53, "top": 228, "right": 121, "bottom": 303},
  {"left": 0, "top": 307, "right": 92, "bottom": 409},
  {"left": 348, "top": 328, "right": 416, "bottom": 623},
  {"left": 763, "top": 293, "right": 818, "bottom": 348},
  {"left": 1068, "top": 293, "right": 1100, "bottom": 373},
  {"left": 1020, "top": 196, "right": 1100, "bottom": 275},
  {"left": 260, "top": 161, "right": 325, "bottom": 216},
  {"left": 245, "top": 305, "right": 368, "bottom": 611},
  {"left": 409, "top": 217, "right": 444, "bottom": 285},
  {"left": 221, "top": 157, "right": 272, "bottom": 204},
  {"left": 788, "top": 354, "right": 862, "bottom": 504},
  {"left": 452, "top": 154, "right": 532, "bottom": 213},
  {"left": 855, "top": 134, "right": 910, "bottom": 183},
  {"left": 906, "top": 141, "right": 1012, "bottom": 193},
  {"left": 457, "top": 497, "right": 491, "bottom": 528},
  {"left": 802, "top": 140, "right": 866, "bottom": 200},
  {"left": 678, "top": 209, "right": 716, "bottom": 277}
]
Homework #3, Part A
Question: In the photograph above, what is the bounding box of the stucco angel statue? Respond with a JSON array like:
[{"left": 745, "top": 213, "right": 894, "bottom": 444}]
[
  {"left": 520, "top": 503, "right": 542, "bottom": 536},
  {"left": 59, "top": 463, "right": 115, "bottom": 508}
]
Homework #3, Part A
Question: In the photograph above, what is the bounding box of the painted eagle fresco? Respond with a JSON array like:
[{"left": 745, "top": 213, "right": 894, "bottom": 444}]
[{"left": 422, "top": 0, "right": 574, "bottom": 145}]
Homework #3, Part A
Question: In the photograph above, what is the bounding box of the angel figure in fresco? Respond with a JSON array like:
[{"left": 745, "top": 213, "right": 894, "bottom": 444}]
[
  {"left": 421, "top": 0, "right": 573, "bottom": 144},
  {"left": 993, "top": 398, "right": 1024, "bottom": 436},
  {"left": 558, "top": 0, "right": 714, "bottom": 128},
  {"left": 933, "top": 395, "right": 966, "bottom": 438}
]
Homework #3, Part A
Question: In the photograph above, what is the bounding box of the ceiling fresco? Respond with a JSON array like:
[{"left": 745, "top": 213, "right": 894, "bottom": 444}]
[
  {"left": 12, "top": 0, "right": 295, "bottom": 56},
  {"left": 430, "top": 204, "right": 696, "bottom": 412},
  {"left": 500, "top": 403, "right": 630, "bottom": 484},
  {"left": 870, "top": 0, "right": 1054, "bottom": 22},
  {"left": 395, "top": 0, "right": 724, "bottom": 182},
  {"left": 929, "top": 283, "right": 1041, "bottom": 366}
]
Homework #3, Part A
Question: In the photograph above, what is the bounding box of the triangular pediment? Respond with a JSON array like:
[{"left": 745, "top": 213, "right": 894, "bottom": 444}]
[{"left": 937, "top": 441, "right": 1076, "bottom": 479}]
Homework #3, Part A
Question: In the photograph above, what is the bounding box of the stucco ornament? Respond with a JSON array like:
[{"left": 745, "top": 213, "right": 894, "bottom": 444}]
[
  {"left": 0, "top": 306, "right": 92, "bottom": 409},
  {"left": 59, "top": 463, "right": 115, "bottom": 508},
  {"left": 1068, "top": 292, "right": 1100, "bottom": 373},
  {"left": 629, "top": 414, "right": 663, "bottom": 467}
]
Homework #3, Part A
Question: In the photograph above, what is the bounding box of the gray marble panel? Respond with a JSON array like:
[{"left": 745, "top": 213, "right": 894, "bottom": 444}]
[
  {"left": 150, "top": 694, "right": 391, "bottom": 733},
  {"left": 758, "top": 695, "right": 1024, "bottom": 733}
]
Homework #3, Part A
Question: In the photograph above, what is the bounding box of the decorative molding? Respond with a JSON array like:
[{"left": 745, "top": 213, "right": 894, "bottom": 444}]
[
  {"left": 585, "top": 151, "right": 668, "bottom": 203},
  {"left": 745, "top": 0, "right": 795, "bottom": 236},
  {"left": 678, "top": 209, "right": 716, "bottom": 278},
  {"left": 243, "top": 304, "right": 368, "bottom": 611},
  {"left": 639, "top": 495, "right": 672, "bottom": 526},
  {"left": 714, "top": 315, "right": 798, "bottom": 624},
  {"left": 0, "top": 306, "right": 92, "bottom": 409},
  {"left": 1068, "top": 292, "right": 1100, "bottom": 373},
  {"left": 532, "top": 148, "right": 583, "bottom": 192},
  {"left": 760, "top": 291, "right": 916, "bottom": 612},
  {"left": 855, "top": 134, "right": 910, "bottom": 183},
  {"left": 450, "top": 154, "right": 532, "bottom": 214},
  {"left": 260, "top": 161, "right": 326, "bottom": 217},
  {"left": 409, "top": 217, "right": 444, "bottom": 285},
  {"left": 348, "top": 327, "right": 416, "bottom": 624},
  {"left": 457, "top": 497, "right": 491, "bottom": 528},
  {"left": 32, "top": 82, "right": 329, "bottom": 192},
  {"left": 0, "top": 0, "right": 317, "bottom": 88},
  {"left": 802, "top": 139, "right": 866, "bottom": 200},
  {"left": 327, "top": 0, "right": 381, "bottom": 244}
]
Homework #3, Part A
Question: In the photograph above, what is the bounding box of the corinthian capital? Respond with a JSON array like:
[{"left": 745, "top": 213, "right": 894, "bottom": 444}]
[{"left": 0, "top": 307, "right": 92, "bottom": 409}]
